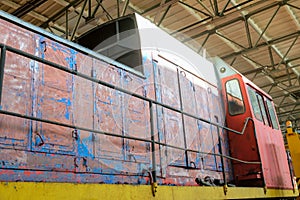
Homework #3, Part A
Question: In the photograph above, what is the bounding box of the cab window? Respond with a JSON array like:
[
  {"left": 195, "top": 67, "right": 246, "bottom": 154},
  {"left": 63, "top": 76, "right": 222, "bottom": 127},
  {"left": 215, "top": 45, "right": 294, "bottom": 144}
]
[
  {"left": 225, "top": 79, "right": 245, "bottom": 115},
  {"left": 247, "top": 86, "right": 276, "bottom": 128},
  {"left": 247, "top": 86, "right": 262, "bottom": 121},
  {"left": 256, "top": 94, "right": 270, "bottom": 126},
  {"left": 266, "top": 99, "right": 279, "bottom": 130}
]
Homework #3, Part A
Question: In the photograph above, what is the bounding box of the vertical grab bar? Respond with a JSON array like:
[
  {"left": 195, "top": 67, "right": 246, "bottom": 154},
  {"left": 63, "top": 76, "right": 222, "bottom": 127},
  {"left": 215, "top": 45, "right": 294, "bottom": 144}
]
[
  {"left": 149, "top": 101, "right": 157, "bottom": 196},
  {"left": 0, "top": 46, "right": 6, "bottom": 106}
]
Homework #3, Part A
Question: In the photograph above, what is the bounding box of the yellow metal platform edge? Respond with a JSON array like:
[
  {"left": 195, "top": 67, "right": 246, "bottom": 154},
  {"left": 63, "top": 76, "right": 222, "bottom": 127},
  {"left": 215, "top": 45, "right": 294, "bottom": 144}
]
[{"left": 0, "top": 182, "right": 299, "bottom": 200}]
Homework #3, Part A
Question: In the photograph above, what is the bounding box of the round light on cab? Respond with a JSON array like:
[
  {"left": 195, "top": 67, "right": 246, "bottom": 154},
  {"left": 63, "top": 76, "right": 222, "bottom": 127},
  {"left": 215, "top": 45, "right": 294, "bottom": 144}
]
[{"left": 220, "top": 67, "right": 226, "bottom": 73}]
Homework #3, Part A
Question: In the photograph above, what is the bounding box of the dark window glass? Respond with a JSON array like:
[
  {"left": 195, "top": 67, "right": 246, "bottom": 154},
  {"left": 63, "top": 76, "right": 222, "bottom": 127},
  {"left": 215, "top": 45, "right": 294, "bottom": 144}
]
[
  {"left": 116, "top": 50, "right": 142, "bottom": 73},
  {"left": 119, "top": 18, "right": 136, "bottom": 40},
  {"left": 257, "top": 94, "right": 270, "bottom": 126},
  {"left": 266, "top": 99, "right": 279, "bottom": 130},
  {"left": 77, "top": 16, "right": 143, "bottom": 73},
  {"left": 77, "top": 22, "right": 117, "bottom": 50},
  {"left": 247, "top": 86, "right": 262, "bottom": 121},
  {"left": 225, "top": 79, "right": 245, "bottom": 115}
]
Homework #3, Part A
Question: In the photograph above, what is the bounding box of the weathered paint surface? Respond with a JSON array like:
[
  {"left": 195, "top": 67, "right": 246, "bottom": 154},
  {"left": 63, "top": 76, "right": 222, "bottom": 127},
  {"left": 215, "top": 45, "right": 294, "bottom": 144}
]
[
  {"left": 0, "top": 11, "right": 296, "bottom": 200},
  {"left": 0, "top": 16, "right": 232, "bottom": 186},
  {"left": 222, "top": 73, "right": 293, "bottom": 189}
]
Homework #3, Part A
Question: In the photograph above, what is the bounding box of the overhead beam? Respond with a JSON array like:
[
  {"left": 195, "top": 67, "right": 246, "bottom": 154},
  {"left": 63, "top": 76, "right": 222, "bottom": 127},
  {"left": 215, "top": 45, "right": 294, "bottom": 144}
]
[
  {"left": 219, "top": 0, "right": 231, "bottom": 16},
  {"left": 158, "top": 5, "right": 172, "bottom": 26},
  {"left": 196, "top": 0, "right": 214, "bottom": 17},
  {"left": 154, "top": 0, "right": 167, "bottom": 24},
  {"left": 278, "top": 108, "right": 300, "bottom": 116},
  {"left": 171, "top": 0, "right": 276, "bottom": 36},
  {"left": 117, "top": 0, "right": 120, "bottom": 18},
  {"left": 142, "top": 0, "right": 179, "bottom": 15},
  {"left": 221, "top": 31, "right": 300, "bottom": 60},
  {"left": 1, "top": 0, "right": 67, "bottom": 34},
  {"left": 253, "top": 5, "right": 281, "bottom": 47},
  {"left": 278, "top": 101, "right": 300, "bottom": 109},
  {"left": 96, "top": 0, "right": 113, "bottom": 20},
  {"left": 213, "top": 0, "right": 218, "bottom": 16},
  {"left": 242, "top": 55, "right": 300, "bottom": 76},
  {"left": 11, "top": 0, "right": 47, "bottom": 18},
  {"left": 178, "top": 1, "right": 211, "bottom": 17},
  {"left": 40, "top": 0, "right": 84, "bottom": 29}
]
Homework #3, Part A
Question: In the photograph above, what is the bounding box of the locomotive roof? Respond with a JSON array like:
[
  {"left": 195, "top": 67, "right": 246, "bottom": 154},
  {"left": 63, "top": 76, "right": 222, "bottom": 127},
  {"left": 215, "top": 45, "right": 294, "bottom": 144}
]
[{"left": 78, "top": 13, "right": 218, "bottom": 87}]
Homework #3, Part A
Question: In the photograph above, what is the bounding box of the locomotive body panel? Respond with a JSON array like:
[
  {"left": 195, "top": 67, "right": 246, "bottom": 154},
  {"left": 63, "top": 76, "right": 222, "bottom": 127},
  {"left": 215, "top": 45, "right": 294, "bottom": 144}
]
[
  {"left": 0, "top": 11, "right": 230, "bottom": 186},
  {"left": 0, "top": 11, "right": 297, "bottom": 199}
]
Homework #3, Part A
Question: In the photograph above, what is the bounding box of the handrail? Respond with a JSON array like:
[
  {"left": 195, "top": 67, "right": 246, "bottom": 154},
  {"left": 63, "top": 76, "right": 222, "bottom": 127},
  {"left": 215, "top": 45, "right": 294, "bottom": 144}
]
[
  {"left": 0, "top": 43, "right": 262, "bottom": 183},
  {"left": 239, "top": 117, "right": 255, "bottom": 135},
  {"left": 0, "top": 109, "right": 261, "bottom": 165},
  {"left": 0, "top": 43, "right": 248, "bottom": 136},
  {"left": 0, "top": 46, "right": 6, "bottom": 105}
]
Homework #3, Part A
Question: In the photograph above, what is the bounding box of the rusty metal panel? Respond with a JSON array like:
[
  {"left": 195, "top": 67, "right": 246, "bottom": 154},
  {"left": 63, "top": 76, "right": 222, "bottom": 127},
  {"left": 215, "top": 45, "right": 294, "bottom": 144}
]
[
  {"left": 163, "top": 108, "right": 185, "bottom": 166},
  {"left": 32, "top": 38, "right": 76, "bottom": 154},
  {"left": 123, "top": 94, "right": 151, "bottom": 163},
  {"left": 120, "top": 70, "right": 151, "bottom": 164},
  {"left": 94, "top": 59, "right": 122, "bottom": 86},
  {"left": 122, "top": 71, "right": 145, "bottom": 96},
  {"left": 38, "top": 37, "right": 77, "bottom": 70},
  {"left": 0, "top": 148, "right": 75, "bottom": 172},
  {"left": 0, "top": 15, "right": 234, "bottom": 186},
  {"left": 0, "top": 19, "right": 35, "bottom": 150},
  {"left": 92, "top": 59, "right": 123, "bottom": 160},
  {"left": 207, "top": 89, "right": 222, "bottom": 171},
  {"left": 141, "top": 52, "right": 156, "bottom": 100},
  {"left": 184, "top": 115, "right": 201, "bottom": 166},
  {"left": 178, "top": 70, "right": 197, "bottom": 116},
  {"left": 194, "top": 84, "right": 218, "bottom": 171},
  {"left": 0, "top": 52, "right": 32, "bottom": 149},
  {"left": 33, "top": 69, "right": 75, "bottom": 154},
  {"left": 155, "top": 58, "right": 180, "bottom": 109},
  {"left": 0, "top": 19, "right": 35, "bottom": 54},
  {"left": 94, "top": 84, "right": 123, "bottom": 159}
]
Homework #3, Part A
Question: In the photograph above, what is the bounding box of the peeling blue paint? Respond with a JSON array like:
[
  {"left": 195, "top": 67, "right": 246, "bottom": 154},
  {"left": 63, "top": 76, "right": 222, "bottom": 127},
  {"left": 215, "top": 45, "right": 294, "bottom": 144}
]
[
  {"left": 107, "top": 96, "right": 113, "bottom": 104},
  {"left": 0, "top": 16, "right": 236, "bottom": 187},
  {"left": 50, "top": 97, "right": 71, "bottom": 120},
  {"left": 197, "top": 120, "right": 203, "bottom": 131},
  {"left": 65, "top": 49, "right": 78, "bottom": 70},
  {"left": 76, "top": 131, "right": 93, "bottom": 158}
]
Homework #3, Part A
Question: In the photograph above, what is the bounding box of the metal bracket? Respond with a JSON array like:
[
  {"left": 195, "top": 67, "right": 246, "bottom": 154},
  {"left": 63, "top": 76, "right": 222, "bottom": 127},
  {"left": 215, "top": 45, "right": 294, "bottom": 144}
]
[
  {"left": 223, "top": 184, "right": 228, "bottom": 195},
  {"left": 151, "top": 182, "right": 158, "bottom": 197}
]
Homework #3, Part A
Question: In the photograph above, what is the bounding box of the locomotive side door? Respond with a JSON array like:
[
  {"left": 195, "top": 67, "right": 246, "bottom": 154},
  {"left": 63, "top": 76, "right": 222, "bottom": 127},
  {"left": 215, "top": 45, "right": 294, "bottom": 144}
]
[
  {"left": 223, "top": 76, "right": 264, "bottom": 186},
  {"left": 246, "top": 84, "right": 292, "bottom": 189}
]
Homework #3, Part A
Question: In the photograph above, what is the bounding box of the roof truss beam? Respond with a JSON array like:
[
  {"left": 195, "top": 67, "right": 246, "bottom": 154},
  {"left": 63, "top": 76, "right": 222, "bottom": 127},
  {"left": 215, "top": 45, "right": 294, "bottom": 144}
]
[{"left": 11, "top": 0, "right": 47, "bottom": 18}]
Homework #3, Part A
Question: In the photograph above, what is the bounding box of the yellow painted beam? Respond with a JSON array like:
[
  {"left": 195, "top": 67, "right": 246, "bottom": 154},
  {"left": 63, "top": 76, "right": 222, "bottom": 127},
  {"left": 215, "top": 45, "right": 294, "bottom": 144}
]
[{"left": 0, "top": 182, "right": 298, "bottom": 200}]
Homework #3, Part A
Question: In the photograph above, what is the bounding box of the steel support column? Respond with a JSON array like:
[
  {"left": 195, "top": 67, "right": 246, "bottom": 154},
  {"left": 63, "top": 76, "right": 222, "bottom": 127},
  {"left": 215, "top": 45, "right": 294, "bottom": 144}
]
[
  {"left": 158, "top": 5, "right": 171, "bottom": 27},
  {"left": 244, "top": 16, "right": 253, "bottom": 48},
  {"left": 121, "top": 0, "right": 130, "bottom": 16},
  {"left": 70, "top": 0, "right": 88, "bottom": 41}
]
